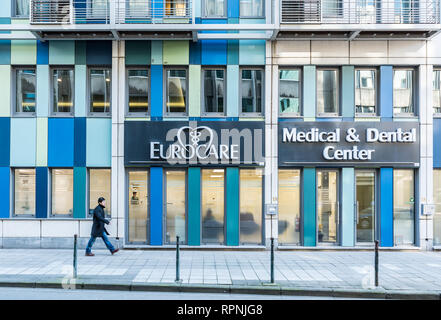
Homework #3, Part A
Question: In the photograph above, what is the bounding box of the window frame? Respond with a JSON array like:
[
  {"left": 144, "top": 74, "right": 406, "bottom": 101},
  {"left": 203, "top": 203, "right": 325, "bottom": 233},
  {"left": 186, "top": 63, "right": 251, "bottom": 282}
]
[
  {"left": 354, "top": 67, "right": 378, "bottom": 117},
  {"left": 239, "top": 67, "right": 265, "bottom": 117},
  {"left": 239, "top": 0, "right": 265, "bottom": 18},
  {"left": 12, "top": 66, "right": 37, "bottom": 117},
  {"left": 50, "top": 66, "right": 75, "bottom": 117},
  {"left": 87, "top": 168, "right": 111, "bottom": 219},
  {"left": 87, "top": 67, "right": 112, "bottom": 118},
  {"left": 202, "top": 0, "right": 227, "bottom": 18},
  {"left": 278, "top": 67, "right": 302, "bottom": 117},
  {"left": 49, "top": 168, "right": 74, "bottom": 218},
  {"left": 392, "top": 67, "right": 417, "bottom": 117},
  {"left": 126, "top": 66, "right": 151, "bottom": 117},
  {"left": 316, "top": 67, "right": 340, "bottom": 117},
  {"left": 433, "top": 68, "right": 441, "bottom": 117},
  {"left": 12, "top": 168, "right": 36, "bottom": 218},
  {"left": 164, "top": 66, "right": 189, "bottom": 117},
  {"left": 12, "top": 0, "right": 30, "bottom": 18},
  {"left": 201, "top": 67, "right": 227, "bottom": 117}
]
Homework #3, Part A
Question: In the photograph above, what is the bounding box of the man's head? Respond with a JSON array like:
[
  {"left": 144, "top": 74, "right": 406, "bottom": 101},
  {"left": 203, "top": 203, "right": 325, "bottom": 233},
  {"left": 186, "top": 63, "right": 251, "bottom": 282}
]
[{"left": 98, "top": 197, "right": 106, "bottom": 207}]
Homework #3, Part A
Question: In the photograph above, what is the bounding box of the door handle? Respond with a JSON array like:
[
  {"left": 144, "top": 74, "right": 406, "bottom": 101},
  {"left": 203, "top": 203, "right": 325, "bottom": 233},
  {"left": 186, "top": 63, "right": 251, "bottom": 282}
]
[
  {"left": 336, "top": 202, "right": 340, "bottom": 225},
  {"left": 356, "top": 201, "right": 360, "bottom": 224}
]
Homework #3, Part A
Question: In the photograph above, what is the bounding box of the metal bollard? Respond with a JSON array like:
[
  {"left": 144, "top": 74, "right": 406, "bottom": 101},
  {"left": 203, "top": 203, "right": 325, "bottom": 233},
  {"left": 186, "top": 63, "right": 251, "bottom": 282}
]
[
  {"left": 374, "top": 240, "right": 379, "bottom": 287},
  {"left": 175, "top": 236, "right": 181, "bottom": 283},
  {"left": 270, "top": 237, "right": 274, "bottom": 284},
  {"left": 73, "top": 234, "right": 78, "bottom": 279}
]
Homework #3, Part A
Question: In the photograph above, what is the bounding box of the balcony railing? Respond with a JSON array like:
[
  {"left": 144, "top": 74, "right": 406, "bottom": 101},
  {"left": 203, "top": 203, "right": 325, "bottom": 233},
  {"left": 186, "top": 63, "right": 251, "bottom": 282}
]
[{"left": 281, "top": 0, "right": 440, "bottom": 24}]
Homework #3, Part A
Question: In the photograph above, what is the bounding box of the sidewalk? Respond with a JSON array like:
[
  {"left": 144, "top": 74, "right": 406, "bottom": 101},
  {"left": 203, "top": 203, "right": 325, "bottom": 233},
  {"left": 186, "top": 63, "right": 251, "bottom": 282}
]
[{"left": 0, "top": 249, "right": 441, "bottom": 299}]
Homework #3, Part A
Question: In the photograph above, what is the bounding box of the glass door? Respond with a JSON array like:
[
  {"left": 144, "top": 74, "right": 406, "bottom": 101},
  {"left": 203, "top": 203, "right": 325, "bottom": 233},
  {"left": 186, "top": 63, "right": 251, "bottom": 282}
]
[
  {"left": 128, "top": 170, "right": 149, "bottom": 243},
  {"left": 317, "top": 170, "right": 339, "bottom": 244},
  {"left": 356, "top": 170, "right": 376, "bottom": 244},
  {"left": 165, "top": 170, "right": 186, "bottom": 244},
  {"left": 202, "top": 169, "right": 225, "bottom": 244}
]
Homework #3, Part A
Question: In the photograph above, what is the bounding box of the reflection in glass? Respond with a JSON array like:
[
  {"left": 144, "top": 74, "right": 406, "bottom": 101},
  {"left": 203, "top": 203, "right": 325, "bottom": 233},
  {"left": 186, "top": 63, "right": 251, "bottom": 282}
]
[
  {"left": 52, "top": 69, "right": 74, "bottom": 113},
  {"left": 239, "top": 0, "right": 263, "bottom": 17},
  {"left": 204, "top": 69, "right": 225, "bottom": 113},
  {"left": 393, "top": 69, "right": 414, "bottom": 114},
  {"left": 90, "top": 69, "right": 111, "bottom": 113},
  {"left": 393, "top": 169, "right": 414, "bottom": 245},
  {"left": 356, "top": 171, "right": 375, "bottom": 243},
  {"left": 15, "top": 0, "right": 29, "bottom": 16},
  {"left": 240, "top": 169, "right": 263, "bottom": 244},
  {"left": 317, "top": 69, "right": 338, "bottom": 114},
  {"left": 434, "top": 170, "right": 441, "bottom": 245},
  {"left": 165, "top": 0, "right": 187, "bottom": 16},
  {"left": 166, "top": 170, "right": 186, "bottom": 244},
  {"left": 204, "top": 0, "right": 225, "bottom": 16},
  {"left": 52, "top": 169, "right": 73, "bottom": 216},
  {"left": 166, "top": 69, "right": 187, "bottom": 113},
  {"left": 16, "top": 69, "right": 36, "bottom": 113},
  {"left": 279, "top": 69, "right": 300, "bottom": 114},
  {"left": 433, "top": 70, "right": 441, "bottom": 114},
  {"left": 317, "top": 170, "right": 338, "bottom": 243},
  {"left": 355, "top": 69, "right": 376, "bottom": 114},
  {"left": 278, "top": 170, "right": 301, "bottom": 245},
  {"left": 128, "top": 69, "right": 149, "bottom": 113},
  {"left": 89, "top": 169, "right": 111, "bottom": 217},
  {"left": 128, "top": 171, "right": 149, "bottom": 243},
  {"left": 202, "top": 169, "right": 224, "bottom": 244},
  {"left": 14, "top": 169, "right": 35, "bottom": 215},
  {"left": 241, "top": 69, "right": 263, "bottom": 113}
]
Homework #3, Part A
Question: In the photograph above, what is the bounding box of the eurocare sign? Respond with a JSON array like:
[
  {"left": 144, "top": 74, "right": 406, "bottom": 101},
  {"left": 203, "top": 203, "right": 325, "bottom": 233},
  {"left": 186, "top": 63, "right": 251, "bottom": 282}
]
[{"left": 279, "top": 122, "right": 420, "bottom": 167}]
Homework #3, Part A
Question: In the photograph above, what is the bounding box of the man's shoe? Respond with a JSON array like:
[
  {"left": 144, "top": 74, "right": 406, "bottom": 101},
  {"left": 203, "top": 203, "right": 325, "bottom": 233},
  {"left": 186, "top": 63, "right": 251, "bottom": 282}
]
[
  {"left": 85, "top": 252, "right": 95, "bottom": 256},
  {"left": 111, "top": 248, "right": 119, "bottom": 255}
]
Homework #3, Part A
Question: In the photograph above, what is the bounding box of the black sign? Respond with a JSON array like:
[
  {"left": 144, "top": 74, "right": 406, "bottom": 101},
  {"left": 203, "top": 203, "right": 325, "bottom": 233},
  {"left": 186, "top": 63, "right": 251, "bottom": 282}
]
[{"left": 278, "top": 122, "right": 420, "bottom": 167}]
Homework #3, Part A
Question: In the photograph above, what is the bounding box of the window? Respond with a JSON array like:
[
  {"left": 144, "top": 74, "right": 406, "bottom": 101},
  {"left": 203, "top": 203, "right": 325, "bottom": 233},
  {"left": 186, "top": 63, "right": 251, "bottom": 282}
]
[
  {"left": 240, "top": 0, "right": 263, "bottom": 17},
  {"left": 51, "top": 169, "right": 73, "bottom": 216},
  {"left": 14, "top": 68, "right": 36, "bottom": 114},
  {"left": 165, "top": 68, "right": 187, "bottom": 115},
  {"left": 317, "top": 69, "right": 339, "bottom": 116},
  {"left": 393, "top": 169, "right": 415, "bottom": 246},
  {"left": 202, "top": 169, "right": 224, "bottom": 244},
  {"left": 165, "top": 170, "right": 186, "bottom": 244},
  {"left": 52, "top": 68, "right": 74, "bottom": 115},
  {"left": 126, "top": 0, "right": 149, "bottom": 21},
  {"left": 434, "top": 170, "right": 441, "bottom": 245},
  {"left": 89, "top": 69, "right": 111, "bottom": 115},
  {"left": 14, "top": 169, "right": 35, "bottom": 216},
  {"left": 278, "top": 169, "right": 301, "bottom": 245},
  {"left": 355, "top": 68, "right": 377, "bottom": 115},
  {"left": 240, "top": 169, "right": 263, "bottom": 245},
  {"left": 433, "top": 69, "right": 441, "bottom": 114},
  {"left": 165, "top": 0, "right": 188, "bottom": 16},
  {"left": 14, "top": 0, "right": 29, "bottom": 17},
  {"left": 127, "top": 69, "right": 149, "bottom": 114},
  {"left": 393, "top": 69, "right": 415, "bottom": 115},
  {"left": 394, "top": 0, "right": 419, "bottom": 23},
  {"left": 203, "top": 69, "right": 225, "bottom": 115},
  {"left": 279, "top": 68, "right": 301, "bottom": 115},
  {"left": 240, "top": 69, "right": 263, "bottom": 115},
  {"left": 322, "top": 0, "right": 343, "bottom": 18},
  {"left": 203, "top": 0, "right": 225, "bottom": 17},
  {"left": 89, "top": 169, "right": 111, "bottom": 218}
]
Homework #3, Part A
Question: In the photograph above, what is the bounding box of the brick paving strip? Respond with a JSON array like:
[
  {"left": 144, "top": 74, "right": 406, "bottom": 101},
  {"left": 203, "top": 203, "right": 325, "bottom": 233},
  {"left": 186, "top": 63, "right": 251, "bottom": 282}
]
[{"left": 0, "top": 249, "right": 441, "bottom": 299}]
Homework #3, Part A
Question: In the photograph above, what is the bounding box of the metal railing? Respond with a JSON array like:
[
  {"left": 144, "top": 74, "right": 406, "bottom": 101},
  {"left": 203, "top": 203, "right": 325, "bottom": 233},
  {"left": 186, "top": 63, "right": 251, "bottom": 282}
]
[
  {"left": 281, "top": 0, "right": 441, "bottom": 24},
  {"left": 115, "top": 0, "right": 192, "bottom": 23}
]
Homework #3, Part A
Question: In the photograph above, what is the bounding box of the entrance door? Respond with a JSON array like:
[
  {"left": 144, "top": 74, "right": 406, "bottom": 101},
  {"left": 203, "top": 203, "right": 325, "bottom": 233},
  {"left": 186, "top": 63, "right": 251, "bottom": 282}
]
[
  {"left": 128, "top": 171, "right": 149, "bottom": 243},
  {"left": 356, "top": 170, "right": 375, "bottom": 244},
  {"left": 317, "top": 170, "right": 339, "bottom": 244}
]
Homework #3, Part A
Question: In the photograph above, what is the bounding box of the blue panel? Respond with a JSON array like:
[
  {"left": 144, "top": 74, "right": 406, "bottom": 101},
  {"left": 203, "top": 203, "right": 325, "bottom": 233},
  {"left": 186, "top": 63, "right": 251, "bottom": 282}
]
[
  {"left": 380, "top": 168, "right": 394, "bottom": 247},
  {"left": 86, "top": 118, "right": 111, "bottom": 167},
  {"left": 303, "top": 66, "right": 316, "bottom": 118},
  {"left": 228, "top": 0, "right": 239, "bottom": 18},
  {"left": 150, "top": 65, "right": 163, "bottom": 117},
  {"left": 0, "top": 117, "right": 10, "bottom": 167},
  {"left": 226, "top": 168, "right": 239, "bottom": 246},
  {"left": 434, "top": 119, "right": 441, "bottom": 168},
  {"left": 74, "top": 117, "right": 86, "bottom": 167},
  {"left": 0, "top": 167, "right": 9, "bottom": 218},
  {"left": 48, "top": 118, "right": 74, "bottom": 167},
  {"left": 227, "top": 40, "right": 239, "bottom": 65},
  {"left": 86, "top": 40, "right": 112, "bottom": 65},
  {"left": 0, "top": 40, "right": 11, "bottom": 65},
  {"left": 37, "top": 40, "right": 49, "bottom": 65},
  {"left": 0, "top": 1, "right": 11, "bottom": 17},
  {"left": 303, "top": 168, "right": 316, "bottom": 246},
  {"left": 188, "top": 167, "right": 201, "bottom": 245},
  {"left": 201, "top": 40, "right": 227, "bottom": 65},
  {"left": 73, "top": 167, "right": 87, "bottom": 219},
  {"left": 239, "top": 40, "right": 265, "bottom": 65},
  {"left": 150, "top": 167, "right": 163, "bottom": 245},
  {"left": 189, "top": 41, "right": 201, "bottom": 65},
  {"left": 36, "top": 167, "right": 48, "bottom": 219},
  {"left": 315, "top": 118, "right": 343, "bottom": 122},
  {"left": 341, "top": 168, "right": 355, "bottom": 247},
  {"left": 380, "top": 66, "right": 393, "bottom": 120}
]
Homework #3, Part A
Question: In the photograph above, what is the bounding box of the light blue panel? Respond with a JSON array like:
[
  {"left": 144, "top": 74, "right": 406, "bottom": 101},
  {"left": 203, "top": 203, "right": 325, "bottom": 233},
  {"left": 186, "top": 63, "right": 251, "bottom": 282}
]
[
  {"left": 303, "top": 168, "right": 316, "bottom": 246},
  {"left": 151, "top": 40, "right": 163, "bottom": 65},
  {"left": 0, "top": 167, "right": 9, "bottom": 218},
  {"left": 227, "top": 65, "right": 239, "bottom": 117},
  {"left": 239, "top": 40, "right": 265, "bottom": 65},
  {"left": 36, "top": 65, "right": 49, "bottom": 117},
  {"left": 10, "top": 118, "right": 36, "bottom": 166},
  {"left": 434, "top": 119, "right": 441, "bottom": 167},
  {"left": 86, "top": 118, "right": 111, "bottom": 167},
  {"left": 342, "top": 66, "right": 355, "bottom": 118},
  {"left": 0, "top": 1, "right": 11, "bottom": 17},
  {"left": 49, "top": 40, "right": 75, "bottom": 65},
  {"left": 194, "top": 0, "right": 201, "bottom": 18},
  {"left": 75, "top": 65, "right": 87, "bottom": 117},
  {"left": 380, "top": 168, "right": 394, "bottom": 247},
  {"left": 341, "top": 168, "right": 355, "bottom": 246},
  {"left": 303, "top": 66, "right": 316, "bottom": 118},
  {"left": 150, "top": 167, "right": 163, "bottom": 245},
  {"left": 380, "top": 66, "right": 393, "bottom": 119}
]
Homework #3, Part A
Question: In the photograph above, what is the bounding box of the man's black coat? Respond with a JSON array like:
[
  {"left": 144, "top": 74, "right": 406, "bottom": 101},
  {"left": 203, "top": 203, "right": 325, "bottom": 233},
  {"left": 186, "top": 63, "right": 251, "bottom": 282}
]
[{"left": 91, "top": 204, "right": 110, "bottom": 238}]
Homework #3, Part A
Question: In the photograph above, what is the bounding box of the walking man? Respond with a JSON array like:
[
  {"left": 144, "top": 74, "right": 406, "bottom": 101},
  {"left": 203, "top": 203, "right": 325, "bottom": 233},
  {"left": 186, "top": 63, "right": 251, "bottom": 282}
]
[{"left": 85, "top": 197, "right": 119, "bottom": 256}]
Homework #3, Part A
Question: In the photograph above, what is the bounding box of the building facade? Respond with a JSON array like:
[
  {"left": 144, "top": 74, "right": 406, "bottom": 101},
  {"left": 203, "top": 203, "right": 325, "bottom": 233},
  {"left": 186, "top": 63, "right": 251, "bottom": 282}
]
[{"left": 0, "top": 0, "right": 440, "bottom": 250}]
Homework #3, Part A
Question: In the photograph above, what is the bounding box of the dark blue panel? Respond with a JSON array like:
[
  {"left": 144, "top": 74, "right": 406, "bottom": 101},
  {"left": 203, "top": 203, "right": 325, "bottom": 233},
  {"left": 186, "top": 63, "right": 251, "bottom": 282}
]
[
  {"left": 150, "top": 65, "right": 163, "bottom": 117},
  {"left": 380, "top": 66, "right": 393, "bottom": 120},
  {"left": 150, "top": 167, "right": 163, "bottom": 245},
  {"left": 228, "top": 0, "right": 239, "bottom": 18},
  {"left": 37, "top": 40, "right": 49, "bottom": 65},
  {"left": 0, "top": 118, "right": 10, "bottom": 167},
  {"left": 380, "top": 168, "right": 394, "bottom": 247},
  {"left": 434, "top": 119, "right": 441, "bottom": 168},
  {"left": 316, "top": 118, "right": 343, "bottom": 122},
  {"left": 0, "top": 167, "right": 9, "bottom": 218},
  {"left": 190, "top": 41, "right": 202, "bottom": 65},
  {"left": 227, "top": 40, "right": 239, "bottom": 65},
  {"left": 36, "top": 167, "right": 48, "bottom": 219},
  {"left": 201, "top": 40, "right": 227, "bottom": 65},
  {"left": 86, "top": 41, "right": 112, "bottom": 65},
  {"left": 74, "top": 117, "right": 86, "bottom": 167},
  {"left": 0, "top": 40, "right": 11, "bottom": 65},
  {"left": 48, "top": 118, "right": 74, "bottom": 167}
]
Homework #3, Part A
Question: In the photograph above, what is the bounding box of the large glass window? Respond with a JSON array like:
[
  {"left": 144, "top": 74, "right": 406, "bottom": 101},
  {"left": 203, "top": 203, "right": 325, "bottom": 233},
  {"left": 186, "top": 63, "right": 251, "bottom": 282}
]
[
  {"left": 128, "top": 171, "right": 149, "bottom": 243},
  {"left": 51, "top": 169, "right": 73, "bottom": 216},
  {"left": 202, "top": 169, "right": 224, "bottom": 244},
  {"left": 393, "top": 69, "right": 415, "bottom": 115},
  {"left": 89, "top": 169, "right": 111, "bottom": 217},
  {"left": 240, "top": 0, "right": 263, "bottom": 17},
  {"left": 204, "top": 0, "right": 225, "bottom": 17},
  {"left": 323, "top": 0, "right": 343, "bottom": 18},
  {"left": 15, "top": 68, "right": 36, "bottom": 114},
  {"left": 317, "top": 170, "right": 339, "bottom": 243},
  {"left": 127, "top": 69, "right": 149, "bottom": 114},
  {"left": 278, "top": 169, "right": 301, "bottom": 245},
  {"left": 240, "top": 169, "right": 263, "bottom": 245},
  {"left": 393, "top": 169, "right": 415, "bottom": 246},
  {"left": 203, "top": 69, "right": 225, "bottom": 115},
  {"left": 317, "top": 69, "right": 339, "bottom": 116},
  {"left": 434, "top": 170, "right": 441, "bottom": 245},
  {"left": 241, "top": 69, "right": 263, "bottom": 114},
  {"left": 166, "top": 69, "right": 187, "bottom": 115},
  {"left": 52, "top": 69, "right": 74, "bottom": 114},
  {"left": 165, "top": 170, "right": 186, "bottom": 244},
  {"left": 15, "top": 0, "right": 29, "bottom": 17},
  {"left": 279, "top": 69, "right": 301, "bottom": 115},
  {"left": 89, "top": 69, "right": 111, "bottom": 114},
  {"left": 14, "top": 169, "right": 35, "bottom": 216},
  {"left": 433, "top": 69, "right": 441, "bottom": 114},
  {"left": 355, "top": 69, "right": 376, "bottom": 115}
]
